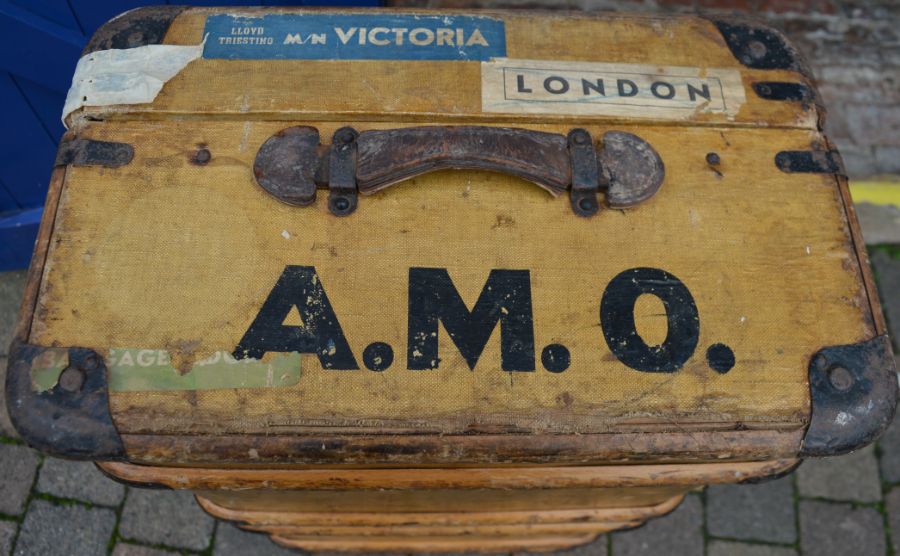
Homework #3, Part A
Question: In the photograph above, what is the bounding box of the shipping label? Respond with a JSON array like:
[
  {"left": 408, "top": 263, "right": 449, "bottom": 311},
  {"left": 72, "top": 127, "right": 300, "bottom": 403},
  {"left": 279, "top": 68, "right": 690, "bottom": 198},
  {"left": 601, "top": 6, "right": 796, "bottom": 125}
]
[
  {"left": 203, "top": 13, "right": 506, "bottom": 61},
  {"left": 482, "top": 59, "right": 746, "bottom": 119}
]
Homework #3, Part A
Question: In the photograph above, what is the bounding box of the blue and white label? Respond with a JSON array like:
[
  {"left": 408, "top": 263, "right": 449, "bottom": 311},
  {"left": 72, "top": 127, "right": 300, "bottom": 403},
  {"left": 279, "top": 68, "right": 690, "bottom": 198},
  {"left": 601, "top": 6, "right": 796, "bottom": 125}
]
[{"left": 202, "top": 14, "right": 506, "bottom": 61}]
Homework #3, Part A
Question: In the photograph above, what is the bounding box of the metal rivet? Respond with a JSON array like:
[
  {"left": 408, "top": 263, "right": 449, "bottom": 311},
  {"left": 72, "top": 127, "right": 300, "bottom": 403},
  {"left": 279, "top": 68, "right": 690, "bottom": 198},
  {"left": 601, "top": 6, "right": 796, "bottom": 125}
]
[
  {"left": 192, "top": 147, "right": 211, "bottom": 165},
  {"left": 577, "top": 197, "right": 594, "bottom": 212},
  {"left": 337, "top": 129, "right": 356, "bottom": 144},
  {"left": 748, "top": 40, "right": 768, "bottom": 60},
  {"left": 82, "top": 354, "right": 99, "bottom": 371},
  {"left": 573, "top": 132, "right": 589, "bottom": 145},
  {"left": 757, "top": 84, "right": 772, "bottom": 96},
  {"left": 333, "top": 197, "right": 350, "bottom": 212},
  {"left": 828, "top": 365, "right": 854, "bottom": 391},
  {"left": 58, "top": 366, "right": 86, "bottom": 393},
  {"left": 127, "top": 31, "right": 145, "bottom": 47},
  {"left": 706, "top": 152, "right": 721, "bottom": 166}
]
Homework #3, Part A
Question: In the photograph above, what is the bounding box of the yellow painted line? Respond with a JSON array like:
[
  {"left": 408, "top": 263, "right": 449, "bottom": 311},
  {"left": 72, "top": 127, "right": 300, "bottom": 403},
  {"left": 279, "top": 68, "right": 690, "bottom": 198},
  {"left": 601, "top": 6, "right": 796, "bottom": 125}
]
[{"left": 850, "top": 181, "right": 900, "bottom": 208}]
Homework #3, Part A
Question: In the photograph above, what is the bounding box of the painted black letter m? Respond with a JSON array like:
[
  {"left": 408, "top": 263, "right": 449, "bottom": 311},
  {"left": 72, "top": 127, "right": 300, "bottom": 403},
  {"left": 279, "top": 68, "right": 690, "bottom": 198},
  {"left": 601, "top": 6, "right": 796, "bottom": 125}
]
[{"left": 408, "top": 268, "right": 535, "bottom": 371}]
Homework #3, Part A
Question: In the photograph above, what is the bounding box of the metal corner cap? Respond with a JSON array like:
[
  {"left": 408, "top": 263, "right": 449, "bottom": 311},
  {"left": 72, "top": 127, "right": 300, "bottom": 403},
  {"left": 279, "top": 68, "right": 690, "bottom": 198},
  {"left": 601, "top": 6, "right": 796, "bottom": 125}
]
[
  {"left": 706, "top": 16, "right": 815, "bottom": 80},
  {"left": 5, "top": 342, "right": 126, "bottom": 460},
  {"left": 800, "top": 334, "right": 898, "bottom": 457},
  {"left": 82, "top": 5, "right": 188, "bottom": 56}
]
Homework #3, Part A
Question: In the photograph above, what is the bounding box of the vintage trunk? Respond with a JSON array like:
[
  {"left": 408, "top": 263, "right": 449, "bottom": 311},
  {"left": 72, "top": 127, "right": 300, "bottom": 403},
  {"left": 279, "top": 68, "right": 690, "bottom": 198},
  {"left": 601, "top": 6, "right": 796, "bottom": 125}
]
[{"left": 6, "top": 5, "right": 897, "bottom": 553}]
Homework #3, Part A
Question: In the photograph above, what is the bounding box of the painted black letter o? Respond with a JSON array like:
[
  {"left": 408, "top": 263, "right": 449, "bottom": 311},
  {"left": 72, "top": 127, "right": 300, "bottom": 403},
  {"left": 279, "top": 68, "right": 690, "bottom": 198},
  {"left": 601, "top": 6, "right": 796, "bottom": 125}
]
[
  {"left": 543, "top": 76, "right": 570, "bottom": 95},
  {"left": 600, "top": 267, "right": 700, "bottom": 372}
]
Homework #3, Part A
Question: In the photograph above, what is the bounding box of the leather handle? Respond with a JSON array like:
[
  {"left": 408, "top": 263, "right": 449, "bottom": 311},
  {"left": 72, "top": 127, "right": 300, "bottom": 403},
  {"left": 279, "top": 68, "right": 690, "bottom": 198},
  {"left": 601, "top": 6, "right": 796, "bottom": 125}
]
[
  {"left": 355, "top": 126, "right": 571, "bottom": 195},
  {"left": 253, "top": 125, "right": 665, "bottom": 217}
]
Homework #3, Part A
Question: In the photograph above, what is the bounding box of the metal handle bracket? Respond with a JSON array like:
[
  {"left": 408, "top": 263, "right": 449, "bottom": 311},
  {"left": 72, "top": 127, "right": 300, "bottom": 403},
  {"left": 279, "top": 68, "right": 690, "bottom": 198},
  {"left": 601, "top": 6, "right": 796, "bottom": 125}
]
[{"left": 253, "top": 125, "right": 664, "bottom": 217}]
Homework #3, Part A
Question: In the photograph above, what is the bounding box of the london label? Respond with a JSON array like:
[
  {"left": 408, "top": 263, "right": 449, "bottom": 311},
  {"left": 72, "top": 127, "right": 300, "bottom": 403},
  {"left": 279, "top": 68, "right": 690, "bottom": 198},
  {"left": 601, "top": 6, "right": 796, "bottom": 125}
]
[{"left": 481, "top": 59, "right": 745, "bottom": 119}]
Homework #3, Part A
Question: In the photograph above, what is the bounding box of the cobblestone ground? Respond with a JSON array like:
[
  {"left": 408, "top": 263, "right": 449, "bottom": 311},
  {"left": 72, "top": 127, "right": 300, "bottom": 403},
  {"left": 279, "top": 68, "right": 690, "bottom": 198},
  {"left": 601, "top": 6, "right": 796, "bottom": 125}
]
[{"left": 0, "top": 247, "right": 897, "bottom": 556}]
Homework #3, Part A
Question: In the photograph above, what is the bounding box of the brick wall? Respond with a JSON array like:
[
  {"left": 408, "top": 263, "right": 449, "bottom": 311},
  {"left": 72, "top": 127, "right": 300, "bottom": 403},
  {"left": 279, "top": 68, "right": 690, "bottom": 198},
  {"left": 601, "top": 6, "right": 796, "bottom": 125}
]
[{"left": 389, "top": 0, "right": 900, "bottom": 178}]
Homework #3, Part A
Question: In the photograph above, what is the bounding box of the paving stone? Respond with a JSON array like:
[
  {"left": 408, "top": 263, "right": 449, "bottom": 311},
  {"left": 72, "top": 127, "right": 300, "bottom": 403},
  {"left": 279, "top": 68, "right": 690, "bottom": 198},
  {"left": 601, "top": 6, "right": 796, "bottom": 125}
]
[
  {"left": 0, "top": 270, "right": 26, "bottom": 358},
  {"left": 0, "top": 443, "right": 39, "bottom": 516},
  {"left": 799, "top": 500, "right": 885, "bottom": 556},
  {"left": 214, "top": 523, "right": 297, "bottom": 556},
  {"left": 857, "top": 204, "right": 900, "bottom": 246},
  {"left": 547, "top": 536, "right": 607, "bottom": 556},
  {"left": 0, "top": 520, "right": 18, "bottom": 556},
  {"left": 0, "top": 356, "right": 16, "bottom": 439},
  {"left": 886, "top": 487, "right": 900, "bottom": 553},
  {"left": 511, "top": 535, "right": 607, "bottom": 556},
  {"left": 797, "top": 445, "right": 881, "bottom": 502},
  {"left": 706, "top": 475, "right": 796, "bottom": 543},
  {"left": 14, "top": 499, "right": 115, "bottom": 556},
  {"left": 611, "top": 495, "right": 702, "bottom": 556},
  {"left": 36, "top": 458, "right": 125, "bottom": 507},
  {"left": 715, "top": 481, "right": 792, "bottom": 536},
  {"left": 872, "top": 251, "right": 900, "bottom": 339},
  {"left": 708, "top": 540, "right": 798, "bottom": 556},
  {"left": 0, "top": 270, "right": 28, "bottom": 440},
  {"left": 112, "top": 543, "right": 179, "bottom": 556},
  {"left": 879, "top": 394, "right": 900, "bottom": 484},
  {"left": 119, "top": 489, "right": 215, "bottom": 551}
]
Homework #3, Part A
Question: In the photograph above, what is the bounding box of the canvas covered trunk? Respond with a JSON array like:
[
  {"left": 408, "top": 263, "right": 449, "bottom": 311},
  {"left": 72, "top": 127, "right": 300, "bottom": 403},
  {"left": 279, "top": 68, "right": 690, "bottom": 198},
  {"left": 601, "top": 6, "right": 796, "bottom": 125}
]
[{"left": 6, "top": 6, "right": 897, "bottom": 553}]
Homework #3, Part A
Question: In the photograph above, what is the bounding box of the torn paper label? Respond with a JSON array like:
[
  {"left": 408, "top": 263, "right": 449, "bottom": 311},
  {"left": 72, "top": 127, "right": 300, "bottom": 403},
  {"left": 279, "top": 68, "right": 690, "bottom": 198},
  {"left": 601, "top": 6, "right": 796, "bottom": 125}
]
[
  {"left": 30, "top": 348, "right": 301, "bottom": 392},
  {"left": 62, "top": 40, "right": 205, "bottom": 127}
]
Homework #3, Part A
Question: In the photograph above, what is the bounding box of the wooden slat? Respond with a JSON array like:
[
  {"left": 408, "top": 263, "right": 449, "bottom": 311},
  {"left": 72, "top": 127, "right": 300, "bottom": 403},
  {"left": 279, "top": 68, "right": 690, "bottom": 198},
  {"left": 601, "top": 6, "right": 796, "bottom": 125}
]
[
  {"left": 100, "top": 459, "right": 797, "bottom": 490},
  {"left": 270, "top": 533, "right": 599, "bottom": 553},
  {"left": 832, "top": 170, "right": 887, "bottom": 336},
  {"left": 194, "top": 492, "right": 684, "bottom": 527},
  {"left": 196, "top": 485, "right": 688, "bottom": 513},
  {"left": 252, "top": 521, "right": 636, "bottom": 537},
  {"left": 14, "top": 165, "right": 67, "bottom": 341}
]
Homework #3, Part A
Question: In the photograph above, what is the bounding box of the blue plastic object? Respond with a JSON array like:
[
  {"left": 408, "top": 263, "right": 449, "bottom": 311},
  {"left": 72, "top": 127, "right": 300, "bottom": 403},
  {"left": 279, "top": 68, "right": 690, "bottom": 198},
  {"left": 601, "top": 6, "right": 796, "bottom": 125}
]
[
  {"left": 0, "top": 206, "right": 42, "bottom": 271},
  {"left": 0, "top": 0, "right": 381, "bottom": 271}
]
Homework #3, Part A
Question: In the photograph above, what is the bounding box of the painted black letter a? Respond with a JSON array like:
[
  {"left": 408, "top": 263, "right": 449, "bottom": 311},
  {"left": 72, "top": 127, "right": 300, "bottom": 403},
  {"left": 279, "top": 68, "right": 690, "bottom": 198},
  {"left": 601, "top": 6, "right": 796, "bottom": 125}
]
[{"left": 233, "top": 266, "right": 359, "bottom": 369}]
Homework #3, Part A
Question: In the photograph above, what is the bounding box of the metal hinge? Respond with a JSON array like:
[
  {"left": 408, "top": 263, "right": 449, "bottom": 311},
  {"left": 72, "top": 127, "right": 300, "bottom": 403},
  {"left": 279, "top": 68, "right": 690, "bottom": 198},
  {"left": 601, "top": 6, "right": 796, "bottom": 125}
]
[
  {"left": 567, "top": 128, "right": 604, "bottom": 217},
  {"left": 55, "top": 138, "right": 134, "bottom": 168},
  {"left": 327, "top": 127, "right": 360, "bottom": 217}
]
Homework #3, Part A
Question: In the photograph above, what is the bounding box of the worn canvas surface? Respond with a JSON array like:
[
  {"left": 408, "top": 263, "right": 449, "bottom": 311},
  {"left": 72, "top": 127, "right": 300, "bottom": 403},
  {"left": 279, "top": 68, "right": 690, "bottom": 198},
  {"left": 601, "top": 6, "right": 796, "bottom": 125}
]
[{"left": 27, "top": 9, "right": 877, "bottom": 462}]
